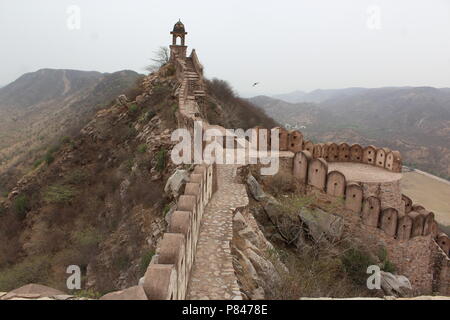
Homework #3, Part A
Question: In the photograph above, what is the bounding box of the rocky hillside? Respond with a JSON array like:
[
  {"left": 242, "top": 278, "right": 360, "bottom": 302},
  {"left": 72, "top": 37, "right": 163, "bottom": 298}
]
[
  {"left": 250, "top": 87, "right": 450, "bottom": 179},
  {"left": 0, "top": 69, "right": 142, "bottom": 195},
  {"left": 0, "top": 64, "right": 277, "bottom": 295}
]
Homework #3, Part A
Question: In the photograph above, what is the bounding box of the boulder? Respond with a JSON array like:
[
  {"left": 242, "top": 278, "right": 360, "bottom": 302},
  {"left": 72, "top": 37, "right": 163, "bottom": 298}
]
[
  {"left": 380, "top": 271, "right": 412, "bottom": 297},
  {"left": 1, "top": 284, "right": 66, "bottom": 300},
  {"left": 164, "top": 204, "right": 176, "bottom": 225},
  {"left": 9, "top": 284, "right": 65, "bottom": 296},
  {"left": 299, "top": 208, "right": 344, "bottom": 242},
  {"left": 246, "top": 174, "right": 268, "bottom": 202},
  {"left": 116, "top": 94, "right": 128, "bottom": 107},
  {"left": 262, "top": 201, "right": 282, "bottom": 225},
  {"left": 245, "top": 248, "right": 280, "bottom": 290},
  {"left": 249, "top": 287, "right": 265, "bottom": 300},
  {"left": 233, "top": 211, "right": 247, "bottom": 232},
  {"left": 100, "top": 285, "right": 148, "bottom": 300},
  {"left": 164, "top": 169, "right": 190, "bottom": 198}
]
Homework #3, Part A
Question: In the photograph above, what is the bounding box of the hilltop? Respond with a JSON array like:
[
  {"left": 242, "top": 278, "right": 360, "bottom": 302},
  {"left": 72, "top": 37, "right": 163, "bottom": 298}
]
[
  {"left": 0, "top": 69, "right": 142, "bottom": 194},
  {"left": 0, "top": 61, "right": 275, "bottom": 294}
]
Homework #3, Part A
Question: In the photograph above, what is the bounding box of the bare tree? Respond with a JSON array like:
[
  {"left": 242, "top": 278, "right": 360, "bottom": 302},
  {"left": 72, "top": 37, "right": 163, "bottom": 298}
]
[{"left": 146, "top": 46, "right": 170, "bottom": 72}]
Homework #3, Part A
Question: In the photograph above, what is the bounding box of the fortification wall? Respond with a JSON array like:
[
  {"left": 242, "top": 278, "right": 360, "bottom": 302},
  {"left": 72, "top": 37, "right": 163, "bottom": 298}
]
[
  {"left": 253, "top": 127, "right": 450, "bottom": 294},
  {"left": 142, "top": 163, "right": 216, "bottom": 299},
  {"left": 360, "top": 180, "right": 404, "bottom": 214},
  {"left": 259, "top": 128, "right": 403, "bottom": 173},
  {"left": 190, "top": 49, "right": 204, "bottom": 80}
]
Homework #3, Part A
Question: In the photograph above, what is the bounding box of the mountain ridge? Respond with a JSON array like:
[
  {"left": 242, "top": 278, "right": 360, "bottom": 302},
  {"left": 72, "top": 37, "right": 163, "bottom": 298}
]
[{"left": 0, "top": 68, "right": 143, "bottom": 193}]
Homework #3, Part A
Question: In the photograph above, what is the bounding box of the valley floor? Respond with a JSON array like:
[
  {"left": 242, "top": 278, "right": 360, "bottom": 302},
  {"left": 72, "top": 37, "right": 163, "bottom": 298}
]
[{"left": 401, "top": 171, "right": 450, "bottom": 226}]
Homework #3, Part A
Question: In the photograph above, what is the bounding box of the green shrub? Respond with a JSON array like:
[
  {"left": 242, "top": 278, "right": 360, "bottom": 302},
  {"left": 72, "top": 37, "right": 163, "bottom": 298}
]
[
  {"left": 123, "top": 158, "right": 134, "bottom": 173},
  {"left": 33, "top": 159, "right": 44, "bottom": 168},
  {"left": 43, "top": 185, "right": 77, "bottom": 204},
  {"left": 61, "top": 136, "right": 71, "bottom": 144},
  {"left": 14, "top": 195, "right": 29, "bottom": 219},
  {"left": 129, "top": 104, "right": 138, "bottom": 113},
  {"left": 155, "top": 149, "right": 167, "bottom": 172},
  {"left": 341, "top": 248, "right": 376, "bottom": 285},
  {"left": 378, "top": 247, "right": 396, "bottom": 273},
  {"left": 140, "top": 250, "right": 155, "bottom": 274},
  {"left": 0, "top": 255, "right": 51, "bottom": 292},
  {"left": 44, "top": 152, "right": 55, "bottom": 165},
  {"left": 137, "top": 144, "right": 148, "bottom": 154},
  {"left": 163, "top": 204, "right": 171, "bottom": 216},
  {"left": 74, "top": 289, "right": 102, "bottom": 299},
  {"left": 145, "top": 110, "right": 156, "bottom": 121},
  {"left": 382, "top": 259, "right": 396, "bottom": 273},
  {"left": 72, "top": 227, "right": 102, "bottom": 249}
]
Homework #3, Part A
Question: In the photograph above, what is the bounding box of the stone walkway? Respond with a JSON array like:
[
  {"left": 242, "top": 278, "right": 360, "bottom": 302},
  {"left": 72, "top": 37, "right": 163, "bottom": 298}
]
[
  {"left": 328, "top": 162, "right": 402, "bottom": 183},
  {"left": 187, "top": 164, "right": 248, "bottom": 300}
]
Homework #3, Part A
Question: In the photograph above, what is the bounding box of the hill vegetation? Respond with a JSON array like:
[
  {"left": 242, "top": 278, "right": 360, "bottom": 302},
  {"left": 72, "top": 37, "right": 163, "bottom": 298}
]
[
  {"left": 0, "top": 63, "right": 278, "bottom": 294},
  {"left": 0, "top": 69, "right": 142, "bottom": 196}
]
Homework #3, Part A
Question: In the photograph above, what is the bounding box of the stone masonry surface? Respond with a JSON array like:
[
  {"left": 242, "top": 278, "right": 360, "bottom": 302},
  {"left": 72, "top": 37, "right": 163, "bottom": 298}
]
[{"left": 187, "top": 164, "right": 249, "bottom": 300}]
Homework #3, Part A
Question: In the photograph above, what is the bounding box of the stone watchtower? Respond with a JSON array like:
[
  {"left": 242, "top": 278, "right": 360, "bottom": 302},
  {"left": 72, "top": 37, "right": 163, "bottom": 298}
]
[{"left": 170, "top": 20, "right": 188, "bottom": 61}]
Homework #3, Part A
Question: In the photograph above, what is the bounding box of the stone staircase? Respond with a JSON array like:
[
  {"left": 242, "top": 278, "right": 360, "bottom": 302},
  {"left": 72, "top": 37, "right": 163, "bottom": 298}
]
[{"left": 178, "top": 57, "right": 205, "bottom": 119}]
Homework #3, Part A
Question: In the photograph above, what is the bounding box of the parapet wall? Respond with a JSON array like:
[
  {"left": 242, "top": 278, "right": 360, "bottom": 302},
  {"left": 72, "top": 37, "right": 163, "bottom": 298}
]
[
  {"left": 254, "top": 127, "right": 402, "bottom": 173},
  {"left": 253, "top": 126, "right": 449, "bottom": 294},
  {"left": 190, "top": 49, "right": 204, "bottom": 80},
  {"left": 253, "top": 127, "right": 449, "bottom": 252},
  {"left": 142, "top": 164, "right": 216, "bottom": 299},
  {"left": 285, "top": 149, "right": 446, "bottom": 245},
  {"left": 286, "top": 149, "right": 449, "bottom": 293}
]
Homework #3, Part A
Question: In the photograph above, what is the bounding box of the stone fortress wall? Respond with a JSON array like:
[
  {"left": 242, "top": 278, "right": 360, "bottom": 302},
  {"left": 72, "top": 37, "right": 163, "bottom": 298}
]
[
  {"left": 123, "top": 20, "right": 449, "bottom": 299},
  {"left": 4, "top": 20, "right": 448, "bottom": 301},
  {"left": 142, "top": 163, "right": 216, "bottom": 299},
  {"left": 253, "top": 127, "right": 450, "bottom": 294},
  {"left": 141, "top": 21, "right": 218, "bottom": 300},
  {"left": 110, "top": 21, "right": 449, "bottom": 299}
]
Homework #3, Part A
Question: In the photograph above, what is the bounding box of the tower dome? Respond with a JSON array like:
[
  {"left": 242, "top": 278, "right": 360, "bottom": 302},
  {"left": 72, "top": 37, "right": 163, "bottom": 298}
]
[{"left": 173, "top": 20, "right": 186, "bottom": 33}]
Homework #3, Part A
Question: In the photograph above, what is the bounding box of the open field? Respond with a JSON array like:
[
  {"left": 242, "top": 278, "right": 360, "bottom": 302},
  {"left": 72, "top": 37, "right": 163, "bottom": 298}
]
[{"left": 401, "top": 170, "right": 450, "bottom": 226}]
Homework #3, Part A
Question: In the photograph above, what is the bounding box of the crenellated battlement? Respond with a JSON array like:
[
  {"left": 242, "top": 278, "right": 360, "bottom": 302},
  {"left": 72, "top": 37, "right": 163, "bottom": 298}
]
[
  {"left": 142, "top": 164, "right": 217, "bottom": 299},
  {"left": 255, "top": 127, "right": 402, "bottom": 173},
  {"left": 252, "top": 127, "right": 449, "bottom": 256}
]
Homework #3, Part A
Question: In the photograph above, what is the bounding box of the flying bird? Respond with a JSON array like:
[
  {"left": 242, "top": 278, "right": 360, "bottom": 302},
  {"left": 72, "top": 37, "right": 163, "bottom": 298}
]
[{"left": 252, "top": 82, "right": 259, "bottom": 87}]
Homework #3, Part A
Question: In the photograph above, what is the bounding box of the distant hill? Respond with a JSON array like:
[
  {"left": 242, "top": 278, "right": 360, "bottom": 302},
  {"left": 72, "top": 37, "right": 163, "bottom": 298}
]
[
  {"left": 272, "top": 90, "right": 306, "bottom": 103},
  {"left": 0, "top": 69, "right": 142, "bottom": 193},
  {"left": 273, "top": 87, "right": 367, "bottom": 104},
  {"left": 250, "top": 87, "right": 450, "bottom": 179}
]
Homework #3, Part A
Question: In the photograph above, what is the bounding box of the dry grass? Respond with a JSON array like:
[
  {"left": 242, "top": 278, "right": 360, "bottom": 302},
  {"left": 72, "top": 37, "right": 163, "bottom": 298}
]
[
  {"left": 401, "top": 171, "right": 450, "bottom": 226},
  {"left": 266, "top": 241, "right": 379, "bottom": 299}
]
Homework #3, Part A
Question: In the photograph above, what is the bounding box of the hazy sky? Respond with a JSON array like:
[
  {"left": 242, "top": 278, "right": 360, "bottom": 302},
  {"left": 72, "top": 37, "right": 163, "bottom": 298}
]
[{"left": 1, "top": 0, "right": 449, "bottom": 96}]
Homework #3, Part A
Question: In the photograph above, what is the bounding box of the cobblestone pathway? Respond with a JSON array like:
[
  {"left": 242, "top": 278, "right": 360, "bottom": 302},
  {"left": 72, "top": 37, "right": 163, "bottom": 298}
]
[{"left": 187, "top": 164, "right": 248, "bottom": 300}]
